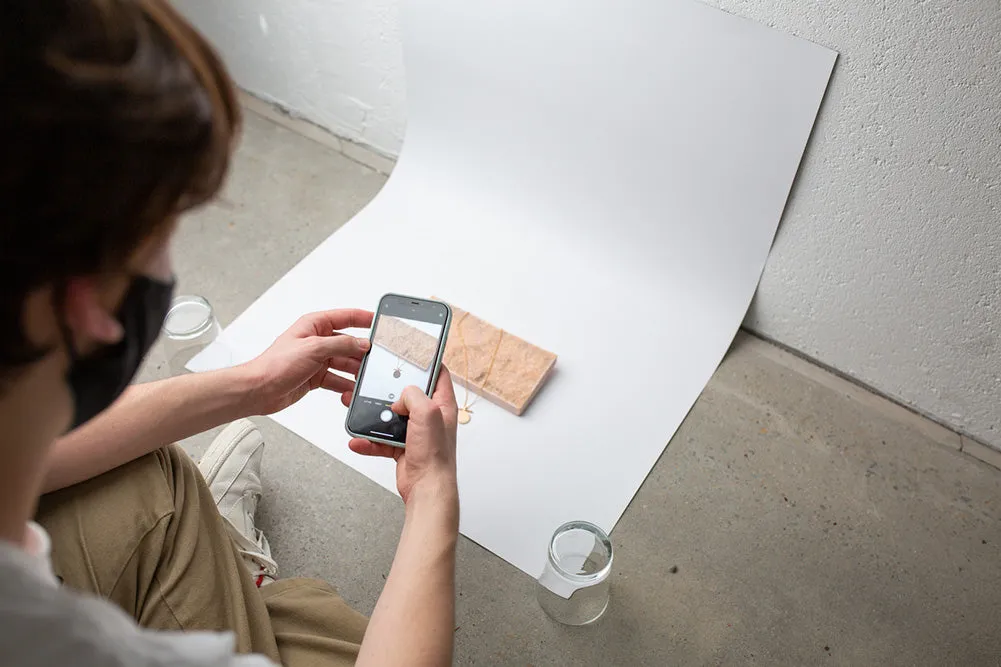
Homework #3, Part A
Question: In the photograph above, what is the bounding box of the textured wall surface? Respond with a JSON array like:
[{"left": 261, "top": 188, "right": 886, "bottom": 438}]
[
  {"left": 173, "top": 0, "right": 407, "bottom": 155},
  {"left": 176, "top": 1, "right": 1001, "bottom": 448},
  {"left": 721, "top": 0, "right": 1001, "bottom": 449}
]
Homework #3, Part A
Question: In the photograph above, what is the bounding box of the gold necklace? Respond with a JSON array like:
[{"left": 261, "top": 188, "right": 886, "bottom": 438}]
[{"left": 455, "top": 312, "right": 504, "bottom": 424}]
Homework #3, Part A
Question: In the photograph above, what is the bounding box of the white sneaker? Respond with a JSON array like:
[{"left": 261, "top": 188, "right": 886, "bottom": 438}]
[{"left": 198, "top": 419, "right": 278, "bottom": 586}]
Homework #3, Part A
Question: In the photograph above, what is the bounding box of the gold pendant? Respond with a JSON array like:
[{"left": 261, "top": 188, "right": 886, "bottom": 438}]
[{"left": 457, "top": 408, "right": 472, "bottom": 425}]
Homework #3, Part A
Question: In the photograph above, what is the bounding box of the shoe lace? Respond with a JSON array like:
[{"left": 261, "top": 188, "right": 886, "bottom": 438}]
[
  {"left": 242, "top": 488, "right": 260, "bottom": 520},
  {"left": 239, "top": 546, "right": 278, "bottom": 580},
  {"left": 228, "top": 490, "right": 278, "bottom": 580}
]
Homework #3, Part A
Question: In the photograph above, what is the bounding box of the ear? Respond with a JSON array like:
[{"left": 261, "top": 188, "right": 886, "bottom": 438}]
[{"left": 61, "top": 276, "right": 125, "bottom": 349}]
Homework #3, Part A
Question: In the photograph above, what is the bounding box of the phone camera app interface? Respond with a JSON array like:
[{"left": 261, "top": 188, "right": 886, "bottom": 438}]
[{"left": 351, "top": 299, "right": 446, "bottom": 440}]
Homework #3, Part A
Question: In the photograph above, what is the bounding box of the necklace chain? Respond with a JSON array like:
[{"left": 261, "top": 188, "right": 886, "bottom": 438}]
[{"left": 455, "top": 312, "right": 504, "bottom": 415}]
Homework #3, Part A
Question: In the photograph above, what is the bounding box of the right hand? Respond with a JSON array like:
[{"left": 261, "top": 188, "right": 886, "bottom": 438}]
[{"left": 348, "top": 366, "right": 459, "bottom": 504}]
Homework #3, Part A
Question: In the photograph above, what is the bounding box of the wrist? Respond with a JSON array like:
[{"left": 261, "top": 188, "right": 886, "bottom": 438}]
[
  {"left": 406, "top": 473, "right": 459, "bottom": 527},
  {"left": 218, "top": 363, "right": 264, "bottom": 418}
]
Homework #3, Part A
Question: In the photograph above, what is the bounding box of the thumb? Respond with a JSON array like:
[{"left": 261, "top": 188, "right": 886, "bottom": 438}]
[
  {"left": 392, "top": 385, "right": 432, "bottom": 418},
  {"left": 431, "top": 366, "right": 457, "bottom": 409}
]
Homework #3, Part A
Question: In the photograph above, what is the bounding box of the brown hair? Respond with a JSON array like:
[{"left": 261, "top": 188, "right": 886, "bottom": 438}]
[{"left": 0, "top": 0, "right": 240, "bottom": 374}]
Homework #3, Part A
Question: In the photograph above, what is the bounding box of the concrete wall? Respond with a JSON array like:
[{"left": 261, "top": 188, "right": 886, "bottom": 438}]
[
  {"left": 173, "top": 0, "right": 407, "bottom": 155},
  {"left": 174, "top": 1, "right": 1001, "bottom": 449}
]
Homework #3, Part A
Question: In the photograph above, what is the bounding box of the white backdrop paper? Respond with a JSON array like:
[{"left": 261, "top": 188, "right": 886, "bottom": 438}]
[{"left": 194, "top": 0, "right": 836, "bottom": 578}]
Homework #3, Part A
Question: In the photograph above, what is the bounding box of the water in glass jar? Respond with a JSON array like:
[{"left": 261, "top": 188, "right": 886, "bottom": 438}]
[
  {"left": 163, "top": 296, "right": 221, "bottom": 375},
  {"left": 537, "top": 574, "right": 610, "bottom": 625},
  {"left": 537, "top": 523, "right": 613, "bottom": 625}
]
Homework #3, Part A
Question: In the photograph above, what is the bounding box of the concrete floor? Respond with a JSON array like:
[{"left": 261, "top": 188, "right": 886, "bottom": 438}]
[{"left": 139, "top": 109, "right": 1001, "bottom": 666}]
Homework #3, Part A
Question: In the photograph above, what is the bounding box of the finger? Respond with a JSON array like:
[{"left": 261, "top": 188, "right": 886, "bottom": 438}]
[
  {"left": 320, "top": 372, "right": 354, "bottom": 393},
  {"left": 431, "top": 367, "right": 458, "bottom": 429},
  {"left": 391, "top": 385, "right": 432, "bottom": 418},
  {"left": 294, "top": 309, "right": 375, "bottom": 337},
  {"left": 432, "top": 366, "right": 458, "bottom": 411},
  {"left": 327, "top": 356, "right": 362, "bottom": 376},
  {"left": 309, "top": 335, "right": 370, "bottom": 361},
  {"left": 341, "top": 391, "right": 353, "bottom": 408},
  {"left": 348, "top": 438, "right": 400, "bottom": 459}
]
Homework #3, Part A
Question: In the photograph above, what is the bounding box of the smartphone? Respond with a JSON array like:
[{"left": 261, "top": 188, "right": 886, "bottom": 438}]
[{"left": 345, "top": 294, "right": 452, "bottom": 447}]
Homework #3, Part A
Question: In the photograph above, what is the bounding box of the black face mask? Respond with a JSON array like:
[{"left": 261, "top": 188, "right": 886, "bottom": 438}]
[{"left": 64, "top": 276, "right": 175, "bottom": 429}]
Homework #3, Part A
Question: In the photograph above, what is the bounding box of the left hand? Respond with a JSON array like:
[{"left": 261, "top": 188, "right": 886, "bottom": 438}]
[{"left": 241, "top": 309, "right": 374, "bottom": 416}]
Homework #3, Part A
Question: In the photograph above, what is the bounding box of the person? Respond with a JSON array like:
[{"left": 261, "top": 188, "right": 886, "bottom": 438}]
[{"left": 0, "top": 1, "right": 459, "bottom": 666}]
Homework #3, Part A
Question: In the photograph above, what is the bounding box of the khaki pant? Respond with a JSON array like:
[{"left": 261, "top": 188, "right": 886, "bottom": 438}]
[{"left": 35, "top": 444, "right": 367, "bottom": 667}]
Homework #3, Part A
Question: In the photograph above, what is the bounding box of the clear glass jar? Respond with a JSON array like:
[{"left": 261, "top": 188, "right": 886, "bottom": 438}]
[
  {"left": 536, "top": 520, "right": 613, "bottom": 625},
  {"left": 162, "top": 295, "right": 223, "bottom": 375}
]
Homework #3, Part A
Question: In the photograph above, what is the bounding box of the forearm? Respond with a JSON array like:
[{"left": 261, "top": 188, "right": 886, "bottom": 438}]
[
  {"left": 358, "top": 480, "right": 460, "bottom": 667},
  {"left": 43, "top": 366, "right": 256, "bottom": 492}
]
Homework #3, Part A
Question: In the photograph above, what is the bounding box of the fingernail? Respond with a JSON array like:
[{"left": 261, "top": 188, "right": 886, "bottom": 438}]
[{"left": 358, "top": 338, "right": 371, "bottom": 351}]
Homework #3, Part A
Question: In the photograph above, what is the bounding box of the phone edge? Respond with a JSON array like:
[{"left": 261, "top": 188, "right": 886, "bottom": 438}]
[{"left": 344, "top": 294, "right": 452, "bottom": 449}]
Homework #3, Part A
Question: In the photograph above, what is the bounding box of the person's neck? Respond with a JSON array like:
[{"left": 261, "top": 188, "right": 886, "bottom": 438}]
[
  {"left": 0, "top": 358, "right": 68, "bottom": 549},
  {"left": 0, "top": 476, "right": 35, "bottom": 549},
  {"left": 0, "top": 437, "right": 48, "bottom": 550}
]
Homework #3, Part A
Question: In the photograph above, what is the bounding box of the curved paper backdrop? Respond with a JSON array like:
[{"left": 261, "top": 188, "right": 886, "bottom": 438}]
[{"left": 193, "top": 0, "right": 836, "bottom": 580}]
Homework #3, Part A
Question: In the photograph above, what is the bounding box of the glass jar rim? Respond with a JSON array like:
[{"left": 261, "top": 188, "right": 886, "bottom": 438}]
[
  {"left": 547, "top": 520, "right": 613, "bottom": 583},
  {"left": 164, "top": 295, "right": 215, "bottom": 339}
]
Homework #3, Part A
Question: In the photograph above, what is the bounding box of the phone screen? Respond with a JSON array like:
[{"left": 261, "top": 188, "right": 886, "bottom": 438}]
[{"left": 346, "top": 295, "right": 449, "bottom": 444}]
